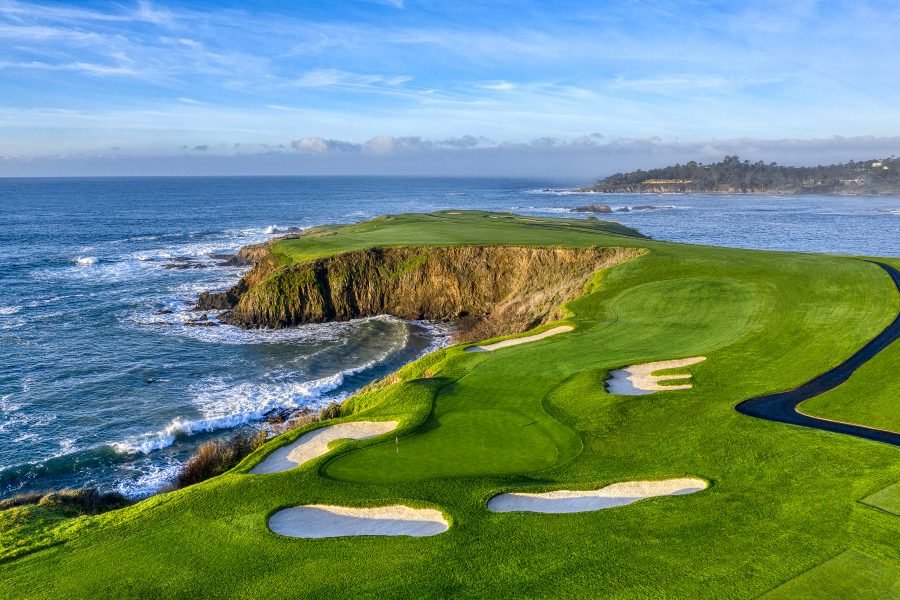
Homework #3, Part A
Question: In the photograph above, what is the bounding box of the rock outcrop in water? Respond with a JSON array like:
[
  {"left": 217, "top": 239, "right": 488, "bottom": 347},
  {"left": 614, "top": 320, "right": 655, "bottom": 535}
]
[
  {"left": 200, "top": 244, "right": 642, "bottom": 341},
  {"left": 571, "top": 204, "right": 613, "bottom": 214}
]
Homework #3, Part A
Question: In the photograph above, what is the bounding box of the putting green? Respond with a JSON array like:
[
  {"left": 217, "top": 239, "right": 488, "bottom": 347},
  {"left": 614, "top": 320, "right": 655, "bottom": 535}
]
[
  {"left": 325, "top": 274, "right": 762, "bottom": 483},
  {"left": 2, "top": 212, "right": 898, "bottom": 599}
]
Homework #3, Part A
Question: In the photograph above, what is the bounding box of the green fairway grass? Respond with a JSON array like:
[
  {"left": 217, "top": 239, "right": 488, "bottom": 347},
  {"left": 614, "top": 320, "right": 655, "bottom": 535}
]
[
  {"left": 1, "top": 211, "right": 898, "bottom": 599},
  {"left": 800, "top": 340, "right": 900, "bottom": 433},
  {"left": 862, "top": 481, "right": 900, "bottom": 516},
  {"left": 761, "top": 551, "right": 899, "bottom": 599}
]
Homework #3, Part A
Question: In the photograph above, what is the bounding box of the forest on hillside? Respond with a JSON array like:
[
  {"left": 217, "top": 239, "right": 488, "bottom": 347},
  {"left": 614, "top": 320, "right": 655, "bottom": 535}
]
[{"left": 581, "top": 156, "right": 900, "bottom": 194}]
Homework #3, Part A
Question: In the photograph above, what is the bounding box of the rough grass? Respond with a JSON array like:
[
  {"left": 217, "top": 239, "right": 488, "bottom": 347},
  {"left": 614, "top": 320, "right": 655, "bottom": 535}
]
[
  {"left": 1, "top": 211, "right": 898, "bottom": 599},
  {"left": 0, "top": 489, "right": 129, "bottom": 514},
  {"left": 0, "top": 490, "right": 130, "bottom": 563}
]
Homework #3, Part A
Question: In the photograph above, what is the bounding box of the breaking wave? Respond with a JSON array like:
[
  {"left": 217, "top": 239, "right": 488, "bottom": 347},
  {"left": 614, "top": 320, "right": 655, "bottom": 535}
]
[{"left": 109, "top": 357, "right": 389, "bottom": 455}]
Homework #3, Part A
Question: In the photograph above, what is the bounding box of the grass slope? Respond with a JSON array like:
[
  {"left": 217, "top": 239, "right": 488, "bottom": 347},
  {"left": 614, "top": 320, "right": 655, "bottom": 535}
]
[
  {"left": 760, "top": 551, "right": 899, "bottom": 599},
  {"left": 1, "top": 211, "right": 898, "bottom": 599}
]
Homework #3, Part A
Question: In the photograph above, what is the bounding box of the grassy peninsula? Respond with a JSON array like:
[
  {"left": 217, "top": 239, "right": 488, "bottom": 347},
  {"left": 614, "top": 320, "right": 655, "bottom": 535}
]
[{"left": 1, "top": 211, "right": 898, "bottom": 598}]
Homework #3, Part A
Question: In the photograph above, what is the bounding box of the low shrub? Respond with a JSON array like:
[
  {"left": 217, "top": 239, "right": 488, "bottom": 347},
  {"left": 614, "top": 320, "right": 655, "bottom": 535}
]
[
  {"left": 0, "top": 489, "right": 129, "bottom": 515},
  {"left": 318, "top": 402, "right": 342, "bottom": 421},
  {"left": 0, "top": 492, "right": 45, "bottom": 511},
  {"left": 176, "top": 430, "right": 267, "bottom": 488}
]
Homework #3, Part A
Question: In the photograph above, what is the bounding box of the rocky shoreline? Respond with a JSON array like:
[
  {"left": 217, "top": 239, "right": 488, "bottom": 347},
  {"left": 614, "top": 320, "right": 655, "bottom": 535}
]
[{"left": 570, "top": 204, "right": 671, "bottom": 214}]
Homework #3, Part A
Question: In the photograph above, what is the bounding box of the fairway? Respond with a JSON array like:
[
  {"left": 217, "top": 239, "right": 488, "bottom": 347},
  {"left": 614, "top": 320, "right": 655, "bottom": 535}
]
[
  {"left": 862, "top": 481, "right": 900, "bottom": 516},
  {"left": 801, "top": 339, "right": 900, "bottom": 433},
  {"left": 1, "top": 212, "right": 898, "bottom": 599},
  {"left": 761, "top": 551, "right": 899, "bottom": 599},
  {"left": 737, "top": 261, "right": 900, "bottom": 446}
]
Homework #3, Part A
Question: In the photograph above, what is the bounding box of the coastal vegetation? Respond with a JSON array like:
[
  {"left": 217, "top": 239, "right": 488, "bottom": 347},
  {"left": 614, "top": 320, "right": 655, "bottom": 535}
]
[
  {"left": 176, "top": 431, "right": 268, "bottom": 488},
  {"left": 0, "top": 211, "right": 897, "bottom": 598},
  {"left": 177, "top": 402, "right": 345, "bottom": 487},
  {"left": 579, "top": 155, "right": 900, "bottom": 194}
]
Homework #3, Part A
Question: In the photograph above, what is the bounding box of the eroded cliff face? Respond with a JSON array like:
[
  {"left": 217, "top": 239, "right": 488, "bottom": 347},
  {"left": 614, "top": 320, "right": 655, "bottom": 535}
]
[
  {"left": 196, "top": 243, "right": 278, "bottom": 310},
  {"left": 202, "top": 245, "right": 642, "bottom": 341}
]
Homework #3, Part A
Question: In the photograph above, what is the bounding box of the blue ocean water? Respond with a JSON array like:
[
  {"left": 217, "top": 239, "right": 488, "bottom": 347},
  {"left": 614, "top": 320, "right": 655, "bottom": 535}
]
[{"left": 1, "top": 176, "right": 898, "bottom": 498}]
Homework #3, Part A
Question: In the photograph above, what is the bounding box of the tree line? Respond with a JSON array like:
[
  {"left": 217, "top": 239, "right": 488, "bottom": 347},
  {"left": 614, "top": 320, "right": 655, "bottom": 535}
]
[{"left": 587, "top": 155, "right": 899, "bottom": 194}]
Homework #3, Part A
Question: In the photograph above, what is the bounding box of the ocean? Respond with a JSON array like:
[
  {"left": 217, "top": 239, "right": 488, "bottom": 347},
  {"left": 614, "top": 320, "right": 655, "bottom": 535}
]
[{"left": 1, "top": 176, "right": 898, "bottom": 498}]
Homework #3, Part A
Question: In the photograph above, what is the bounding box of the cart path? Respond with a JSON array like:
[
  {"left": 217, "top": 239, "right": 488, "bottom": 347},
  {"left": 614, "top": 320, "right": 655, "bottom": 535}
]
[{"left": 735, "top": 261, "right": 900, "bottom": 447}]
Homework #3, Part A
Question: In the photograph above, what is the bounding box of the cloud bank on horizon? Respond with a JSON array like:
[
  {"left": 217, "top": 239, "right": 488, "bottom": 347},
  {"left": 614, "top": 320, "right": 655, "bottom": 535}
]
[{"left": 2, "top": 0, "right": 900, "bottom": 177}]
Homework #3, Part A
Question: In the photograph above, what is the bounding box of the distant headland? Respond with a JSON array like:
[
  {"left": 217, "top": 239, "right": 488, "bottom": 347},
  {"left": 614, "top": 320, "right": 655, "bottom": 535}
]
[{"left": 576, "top": 155, "right": 900, "bottom": 195}]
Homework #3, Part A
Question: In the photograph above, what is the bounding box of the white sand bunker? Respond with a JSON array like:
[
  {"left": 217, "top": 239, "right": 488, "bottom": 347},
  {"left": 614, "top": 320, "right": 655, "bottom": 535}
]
[
  {"left": 488, "top": 478, "right": 707, "bottom": 513},
  {"left": 465, "top": 325, "right": 574, "bottom": 353},
  {"left": 269, "top": 504, "right": 449, "bottom": 538},
  {"left": 606, "top": 356, "right": 706, "bottom": 395},
  {"left": 250, "top": 421, "right": 398, "bottom": 474}
]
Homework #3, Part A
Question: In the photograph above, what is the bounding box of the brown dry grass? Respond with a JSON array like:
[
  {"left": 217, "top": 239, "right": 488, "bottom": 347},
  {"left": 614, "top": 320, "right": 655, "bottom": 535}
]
[
  {"left": 176, "top": 430, "right": 268, "bottom": 488},
  {"left": 0, "top": 489, "right": 129, "bottom": 515}
]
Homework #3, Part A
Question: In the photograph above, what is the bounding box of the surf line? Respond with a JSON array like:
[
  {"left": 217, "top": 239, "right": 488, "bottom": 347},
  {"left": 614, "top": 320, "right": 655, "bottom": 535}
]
[{"left": 735, "top": 261, "right": 900, "bottom": 447}]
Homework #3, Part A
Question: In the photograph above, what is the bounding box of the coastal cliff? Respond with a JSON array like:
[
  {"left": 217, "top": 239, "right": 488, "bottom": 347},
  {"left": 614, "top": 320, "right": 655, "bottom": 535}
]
[
  {"left": 200, "top": 244, "right": 642, "bottom": 341},
  {"left": 196, "top": 243, "right": 277, "bottom": 310}
]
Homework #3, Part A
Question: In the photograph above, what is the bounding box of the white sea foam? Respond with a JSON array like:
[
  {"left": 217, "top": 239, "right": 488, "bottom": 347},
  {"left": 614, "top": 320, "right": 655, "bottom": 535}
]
[
  {"left": 512, "top": 205, "right": 576, "bottom": 213},
  {"left": 618, "top": 204, "right": 678, "bottom": 211},
  {"left": 55, "top": 438, "right": 78, "bottom": 457},
  {"left": 0, "top": 394, "right": 24, "bottom": 434},
  {"left": 33, "top": 257, "right": 147, "bottom": 284},
  {"left": 130, "top": 308, "right": 412, "bottom": 346},
  {"left": 0, "top": 317, "right": 26, "bottom": 331},
  {"left": 0, "top": 401, "right": 56, "bottom": 436},
  {"left": 113, "top": 458, "right": 182, "bottom": 499},
  {"left": 525, "top": 188, "right": 595, "bottom": 196},
  {"left": 0, "top": 394, "right": 21, "bottom": 412},
  {"left": 0, "top": 306, "right": 22, "bottom": 316},
  {"left": 108, "top": 320, "right": 426, "bottom": 457},
  {"left": 110, "top": 360, "right": 383, "bottom": 455}
]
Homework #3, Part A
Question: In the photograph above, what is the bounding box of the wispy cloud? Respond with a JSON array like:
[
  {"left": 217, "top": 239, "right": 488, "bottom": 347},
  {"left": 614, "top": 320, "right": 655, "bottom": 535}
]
[
  {"left": 0, "top": 59, "right": 138, "bottom": 76},
  {"left": 290, "top": 135, "right": 494, "bottom": 155},
  {"left": 2, "top": 0, "right": 900, "bottom": 168},
  {"left": 6, "top": 133, "right": 900, "bottom": 179},
  {"left": 477, "top": 81, "right": 517, "bottom": 91},
  {"left": 363, "top": 0, "right": 405, "bottom": 8},
  {"left": 293, "top": 69, "right": 411, "bottom": 88}
]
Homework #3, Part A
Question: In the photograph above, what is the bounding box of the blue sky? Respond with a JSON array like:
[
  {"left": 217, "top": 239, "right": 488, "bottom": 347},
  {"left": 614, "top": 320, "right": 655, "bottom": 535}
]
[{"left": 2, "top": 0, "right": 900, "bottom": 176}]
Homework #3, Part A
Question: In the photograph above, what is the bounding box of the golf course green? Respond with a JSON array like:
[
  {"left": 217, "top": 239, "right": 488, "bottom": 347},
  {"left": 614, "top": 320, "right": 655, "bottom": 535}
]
[{"left": 1, "top": 211, "right": 898, "bottom": 598}]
